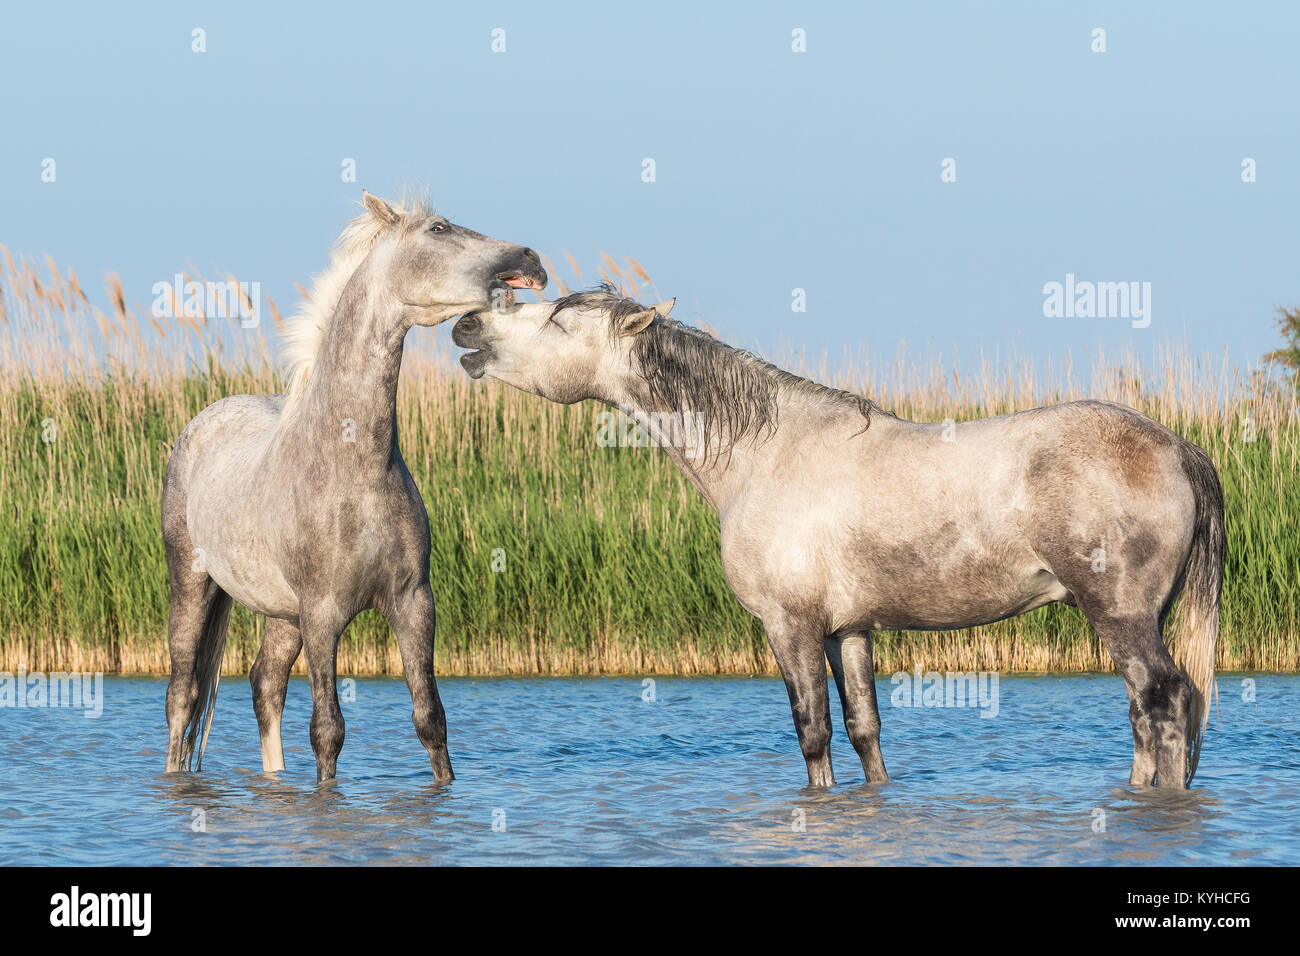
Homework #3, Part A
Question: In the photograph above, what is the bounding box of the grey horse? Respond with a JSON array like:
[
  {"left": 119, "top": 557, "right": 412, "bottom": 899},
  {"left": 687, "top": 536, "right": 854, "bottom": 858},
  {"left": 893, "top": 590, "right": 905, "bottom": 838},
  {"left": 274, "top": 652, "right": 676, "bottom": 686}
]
[
  {"left": 162, "top": 192, "right": 546, "bottom": 782},
  {"left": 451, "top": 286, "right": 1224, "bottom": 790}
]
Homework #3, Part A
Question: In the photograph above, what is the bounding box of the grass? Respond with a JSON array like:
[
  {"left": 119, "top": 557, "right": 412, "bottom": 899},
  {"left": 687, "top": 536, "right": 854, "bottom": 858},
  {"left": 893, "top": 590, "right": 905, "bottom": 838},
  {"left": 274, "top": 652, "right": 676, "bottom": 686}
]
[{"left": 1, "top": 249, "right": 1297, "bottom": 676}]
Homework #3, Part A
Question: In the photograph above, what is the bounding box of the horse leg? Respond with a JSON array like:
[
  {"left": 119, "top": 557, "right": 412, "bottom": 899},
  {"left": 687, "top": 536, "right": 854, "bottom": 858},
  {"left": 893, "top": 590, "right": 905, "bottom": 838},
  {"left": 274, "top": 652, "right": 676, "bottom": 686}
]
[
  {"left": 164, "top": 575, "right": 229, "bottom": 771},
  {"left": 1089, "top": 612, "right": 1191, "bottom": 788},
  {"left": 766, "top": 614, "right": 835, "bottom": 787},
  {"left": 298, "top": 604, "right": 348, "bottom": 783},
  {"left": 250, "top": 617, "right": 302, "bottom": 773},
  {"left": 163, "top": 486, "right": 235, "bottom": 770},
  {"left": 826, "top": 631, "right": 888, "bottom": 783},
  {"left": 387, "top": 585, "right": 454, "bottom": 783}
]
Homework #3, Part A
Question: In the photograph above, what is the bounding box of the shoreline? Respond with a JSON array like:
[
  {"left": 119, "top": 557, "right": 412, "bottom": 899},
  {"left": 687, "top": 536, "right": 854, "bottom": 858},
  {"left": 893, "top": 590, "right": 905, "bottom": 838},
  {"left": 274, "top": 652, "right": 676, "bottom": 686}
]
[{"left": 4, "top": 630, "right": 1297, "bottom": 676}]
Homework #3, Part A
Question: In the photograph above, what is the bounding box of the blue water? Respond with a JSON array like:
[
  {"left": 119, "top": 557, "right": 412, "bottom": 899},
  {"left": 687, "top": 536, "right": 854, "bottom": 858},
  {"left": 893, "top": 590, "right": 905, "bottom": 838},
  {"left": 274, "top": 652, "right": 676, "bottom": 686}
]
[{"left": 0, "top": 675, "right": 1296, "bottom": 865}]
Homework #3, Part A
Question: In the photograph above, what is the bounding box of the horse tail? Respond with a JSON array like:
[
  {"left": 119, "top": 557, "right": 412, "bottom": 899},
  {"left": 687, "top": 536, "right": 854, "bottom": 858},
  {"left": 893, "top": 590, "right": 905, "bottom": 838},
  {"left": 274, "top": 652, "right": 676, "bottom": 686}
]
[
  {"left": 1172, "top": 442, "right": 1224, "bottom": 786},
  {"left": 180, "top": 591, "right": 233, "bottom": 772}
]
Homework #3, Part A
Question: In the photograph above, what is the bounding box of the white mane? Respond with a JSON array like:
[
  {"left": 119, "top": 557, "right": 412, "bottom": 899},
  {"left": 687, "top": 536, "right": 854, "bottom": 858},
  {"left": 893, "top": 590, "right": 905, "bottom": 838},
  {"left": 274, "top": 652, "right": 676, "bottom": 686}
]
[{"left": 280, "top": 195, "right": 432, "bottom": 409}]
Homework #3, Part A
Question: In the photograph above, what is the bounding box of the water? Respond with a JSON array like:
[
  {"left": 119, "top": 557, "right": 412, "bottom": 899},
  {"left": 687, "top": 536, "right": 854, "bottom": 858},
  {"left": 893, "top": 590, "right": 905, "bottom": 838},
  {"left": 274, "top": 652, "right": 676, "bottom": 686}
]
[{"left": 0, "top": 674, "right": 1295, "bottom": 865}]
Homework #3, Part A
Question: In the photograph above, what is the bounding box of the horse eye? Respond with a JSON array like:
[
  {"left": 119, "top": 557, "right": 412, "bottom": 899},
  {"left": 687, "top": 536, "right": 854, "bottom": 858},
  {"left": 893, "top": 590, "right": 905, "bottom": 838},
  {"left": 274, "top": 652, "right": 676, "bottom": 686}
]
[{"left": 430, "top": 221, "right": 448, "bottom": 234}]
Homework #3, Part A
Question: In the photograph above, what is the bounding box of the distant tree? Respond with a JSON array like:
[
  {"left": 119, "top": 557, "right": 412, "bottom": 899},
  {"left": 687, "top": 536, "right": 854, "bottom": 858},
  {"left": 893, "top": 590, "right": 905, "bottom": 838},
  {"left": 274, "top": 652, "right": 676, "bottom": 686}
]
[{"left": 1263, "top": 306, "right": 1300, "bottom": 381}]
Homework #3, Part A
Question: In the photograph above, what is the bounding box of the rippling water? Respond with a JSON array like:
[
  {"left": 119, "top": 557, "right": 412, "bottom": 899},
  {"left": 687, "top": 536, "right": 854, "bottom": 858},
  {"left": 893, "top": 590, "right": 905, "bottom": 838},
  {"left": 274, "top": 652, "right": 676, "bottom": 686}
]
[{"left": 0, "top": 674, "right": 1295, "bottom": 865}]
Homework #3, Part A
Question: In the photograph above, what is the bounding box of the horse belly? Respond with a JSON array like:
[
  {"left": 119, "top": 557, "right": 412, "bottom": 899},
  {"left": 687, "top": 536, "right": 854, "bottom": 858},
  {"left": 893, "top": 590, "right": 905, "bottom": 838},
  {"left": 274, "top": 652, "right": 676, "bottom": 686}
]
[
  {"left": 207, "top": 555, "right": 298, "bottom": 619},
  {"left": 850, "top": 563, "right": 1070, "bottom": 631},
  {"left": 187, "top": 504, "right": 300, "bottom": 619},
  {"left": 174, "top": 395, "right": 301, "bottom": 618}
]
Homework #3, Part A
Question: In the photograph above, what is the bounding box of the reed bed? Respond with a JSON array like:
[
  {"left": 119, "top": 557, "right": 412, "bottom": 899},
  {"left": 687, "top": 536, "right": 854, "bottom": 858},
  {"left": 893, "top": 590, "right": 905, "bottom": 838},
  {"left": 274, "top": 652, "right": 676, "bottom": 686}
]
[{"left": 0, "top": 250, "right": 1296, "bottom": 676}]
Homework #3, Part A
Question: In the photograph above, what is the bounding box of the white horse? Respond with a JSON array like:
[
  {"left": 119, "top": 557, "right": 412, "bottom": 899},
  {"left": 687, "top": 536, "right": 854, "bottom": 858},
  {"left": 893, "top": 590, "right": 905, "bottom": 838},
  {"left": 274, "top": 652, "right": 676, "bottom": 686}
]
[
  {"left": 163, "top": 192, "right": 546, "bottom": 781},
  {"left": 452, "top": 286, "right": 1223, "bottom": 789}
]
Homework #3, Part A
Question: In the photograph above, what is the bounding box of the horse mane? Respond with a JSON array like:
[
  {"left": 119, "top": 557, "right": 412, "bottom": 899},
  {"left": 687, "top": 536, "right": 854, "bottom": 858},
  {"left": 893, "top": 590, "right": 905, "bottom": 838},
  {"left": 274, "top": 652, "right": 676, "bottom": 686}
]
[
  {"left": 553, "top": 284, "right": 882, "bottom": 457},
  {"left": 279, "top": 193, "right": 435, "bottom": 409}
]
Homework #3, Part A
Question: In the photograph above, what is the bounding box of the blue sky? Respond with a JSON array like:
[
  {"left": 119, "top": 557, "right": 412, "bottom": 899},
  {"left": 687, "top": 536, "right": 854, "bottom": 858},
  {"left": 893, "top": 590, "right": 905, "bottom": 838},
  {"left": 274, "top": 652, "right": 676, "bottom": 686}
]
[{"left": 2, "top": 1, "right": 1296, "bottom": 375}]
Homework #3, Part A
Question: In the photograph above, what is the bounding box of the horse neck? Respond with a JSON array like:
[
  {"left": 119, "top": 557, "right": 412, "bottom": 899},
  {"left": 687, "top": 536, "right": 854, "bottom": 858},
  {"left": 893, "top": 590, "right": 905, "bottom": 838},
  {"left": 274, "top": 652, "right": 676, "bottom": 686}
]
[
  {"left": 607, "top": 354, "right": 863, "bottom": 512},
  {"left": 293, "top": 265, "right": 409, "bottom": 467},
  {"left": 603, "top": 379, "right": 763, "bottom": 512}
]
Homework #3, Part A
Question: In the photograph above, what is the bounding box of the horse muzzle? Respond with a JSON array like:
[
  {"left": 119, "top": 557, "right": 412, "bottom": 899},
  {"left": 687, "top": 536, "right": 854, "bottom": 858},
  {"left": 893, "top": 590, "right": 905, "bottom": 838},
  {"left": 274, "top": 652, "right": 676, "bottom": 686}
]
[
  {"left": 452, "top": 312, "right": 495, "bottom": 379},
  {"left": 458, "top": 346, "right": 494, "bottom": 379},
  {"left": 492, "top": 248, "right": 548, "bottom": 294}
]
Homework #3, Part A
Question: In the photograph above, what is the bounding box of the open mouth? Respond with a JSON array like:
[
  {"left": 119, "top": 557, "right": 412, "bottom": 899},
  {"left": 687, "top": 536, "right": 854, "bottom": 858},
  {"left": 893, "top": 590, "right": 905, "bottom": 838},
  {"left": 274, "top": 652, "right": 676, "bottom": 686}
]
[
  {"left": 497, "top": 272, "right": 542, "bottom": 290},
  {"left": 488, "top": 272, "right": 542, "bottom": 309},
  {"left": 458, "top": 348, "right": 492, "bottom": 379},
  {"left": 452, "top": 313, "right": 492, "bottom": 379}
]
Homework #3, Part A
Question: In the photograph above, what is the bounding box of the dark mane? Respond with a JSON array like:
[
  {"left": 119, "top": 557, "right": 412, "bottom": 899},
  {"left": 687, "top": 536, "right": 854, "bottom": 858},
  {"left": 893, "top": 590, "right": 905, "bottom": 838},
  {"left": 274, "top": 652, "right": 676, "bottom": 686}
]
[
  {"left": 549, "top": 285, "right": 649, "bottom": 329},
  {"left": 552, "top": 284, "right": 883, "bottom": 458}
]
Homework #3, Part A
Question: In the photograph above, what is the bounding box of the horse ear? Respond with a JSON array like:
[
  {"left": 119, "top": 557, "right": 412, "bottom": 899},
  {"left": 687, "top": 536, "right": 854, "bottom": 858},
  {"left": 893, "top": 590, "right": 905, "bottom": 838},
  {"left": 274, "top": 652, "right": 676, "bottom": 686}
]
[
  {"left": 619, "top": 298, "right": 674, "bottom": 336},
  {"left": 362, "top": 190, "right": 401, "bottom": 226},
  {"left": 619, "top": 307, "right": 657, "bottom": 337}
]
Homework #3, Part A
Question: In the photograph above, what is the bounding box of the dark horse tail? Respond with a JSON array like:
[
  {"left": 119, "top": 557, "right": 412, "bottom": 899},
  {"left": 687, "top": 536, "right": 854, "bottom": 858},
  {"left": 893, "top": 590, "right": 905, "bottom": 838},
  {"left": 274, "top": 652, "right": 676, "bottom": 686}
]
[
  {"left": 179, "top": 591, "right": 233, "bottom": 771},
  {"left": 1172, "top": 442, "right": 1225, "bottom": 786}
]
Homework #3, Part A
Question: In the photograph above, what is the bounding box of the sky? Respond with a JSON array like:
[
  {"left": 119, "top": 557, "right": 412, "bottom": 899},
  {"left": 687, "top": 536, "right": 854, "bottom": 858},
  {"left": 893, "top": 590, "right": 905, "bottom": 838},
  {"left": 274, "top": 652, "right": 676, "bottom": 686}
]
[{"left": 2, "top": 1, "right": 1297, "bottom": 377}]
